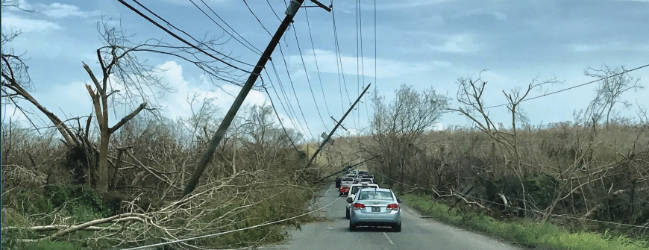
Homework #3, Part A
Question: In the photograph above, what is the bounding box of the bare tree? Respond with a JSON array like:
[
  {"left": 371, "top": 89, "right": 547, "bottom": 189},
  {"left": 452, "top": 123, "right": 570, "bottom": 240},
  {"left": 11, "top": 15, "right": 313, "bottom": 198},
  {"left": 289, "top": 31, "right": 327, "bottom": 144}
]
[
  {"left": 2, "top": 33, "right": 81, "bottom": 147},
  {"left": 451, "top": 76, "right": 549, "bottom": 215},
  {"left": 583, "top": 65, "right": 642, "bottom": 129},
  {"left": 2, "top": 21, "right": 243, "bottom": 193},
  {"left": 369, "top": 85, "right": 447, "bottom": 189}
]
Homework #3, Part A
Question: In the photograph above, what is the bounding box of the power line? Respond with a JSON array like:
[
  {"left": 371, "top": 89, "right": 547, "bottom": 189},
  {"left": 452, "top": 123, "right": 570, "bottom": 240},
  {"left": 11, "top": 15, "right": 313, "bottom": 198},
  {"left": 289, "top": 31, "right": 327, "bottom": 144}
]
[
  {"left": 277, "top": 44, "right": 316, "bottom": 139},
  {"left": 266, "top": 63, "right": 304, "bottom": 133},
  {"left": 358, "top": 0, "right": 371, "bottom": 128},
  {"left": 373, "top": 0, "right": 377, "bottom": 94},
  {"left": 486, "top": 63, "right": 649, "bottom": 109},
  {"left": 266, "top": 0, "right": 282, "bottom": 22},
  {"left": 242, "top": 0, "right": 326, "bottom": 137},
  {"left": 290, "top": 23, "right": 330, "bottom": 130},
  {"left": 123, "top": 0, "right": 253, "bottom": 73},
  {"left": 358, "top": 0, "right": 365, "bottom": 90},
  {"left": 122, "top": 196, "right": 343, "bottom": 250},
  {"left": 264, "top": 56, "right": 316, "bottom": 139},
  {"left": 262, "top": 68, "right": 306, "bottom": 135},
  {"left": 355, "top": 0, "right": 360, "bottom": 128},
  {"left": 267, "top": 59, "right": 300, "bottom": 120},
  {"left": 331, "top": 0, "right": 351, "bottom": 113},
  {"left": 259, "top": 76, "right": 301, "bottom": 151},
  {"left": 242, "top": 0, "right": 273, "bottom": 36},
  {"left": 304, "top": 8, "right": 332, "bottom": 117},
  {"left": 189, "top": 0, "right": 262, "bottom": 54}
]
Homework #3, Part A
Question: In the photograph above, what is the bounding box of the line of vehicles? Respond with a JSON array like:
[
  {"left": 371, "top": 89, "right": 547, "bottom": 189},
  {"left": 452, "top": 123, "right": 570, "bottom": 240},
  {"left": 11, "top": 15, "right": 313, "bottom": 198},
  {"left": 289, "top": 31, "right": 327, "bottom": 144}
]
[{"left": 335, "top": 169, "right": 402, "bottom": 232}]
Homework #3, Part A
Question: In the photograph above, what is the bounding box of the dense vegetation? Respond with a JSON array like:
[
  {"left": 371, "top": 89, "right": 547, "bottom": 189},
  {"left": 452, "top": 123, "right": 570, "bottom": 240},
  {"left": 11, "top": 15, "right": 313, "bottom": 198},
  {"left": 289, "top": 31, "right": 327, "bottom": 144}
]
[
  {"left": 1, "top": 106, "right": 325, "bottom": 249},
  {"left": 355, "top": 74, "right": 649, "bottom": 247},
  {"left": 402, "top": 194, "right": 648, "bottom": 250},
  {"left": 1, "top": 18, "right": 331, "bottom": 248}
]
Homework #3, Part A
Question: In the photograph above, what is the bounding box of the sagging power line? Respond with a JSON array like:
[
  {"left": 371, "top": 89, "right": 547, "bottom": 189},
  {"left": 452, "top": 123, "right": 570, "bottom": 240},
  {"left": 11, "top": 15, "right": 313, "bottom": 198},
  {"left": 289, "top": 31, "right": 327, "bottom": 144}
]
[
  {"left": 486, "top": 63, "right": 649, "bottom": 109},
  {"left": 181, "top": 0, "right": 333, "bottom": 196}
]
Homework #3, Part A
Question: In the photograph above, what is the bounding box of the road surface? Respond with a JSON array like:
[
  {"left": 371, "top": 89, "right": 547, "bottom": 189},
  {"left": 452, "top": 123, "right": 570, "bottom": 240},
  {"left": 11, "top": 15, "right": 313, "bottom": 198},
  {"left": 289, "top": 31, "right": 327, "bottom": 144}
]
[{"left": 264, "top": 184, "right": 521, "bottom": 250}]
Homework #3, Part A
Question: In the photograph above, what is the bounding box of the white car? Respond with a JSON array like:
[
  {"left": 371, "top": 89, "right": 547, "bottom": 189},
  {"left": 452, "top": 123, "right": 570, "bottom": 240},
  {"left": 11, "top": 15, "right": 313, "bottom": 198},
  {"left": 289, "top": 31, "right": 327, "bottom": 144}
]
[
  {"left": 349, "top": 188, "right": 401, "bottom": 232},
  {"left": 345, "top": 183, "right": 379, "bottom": 219}
]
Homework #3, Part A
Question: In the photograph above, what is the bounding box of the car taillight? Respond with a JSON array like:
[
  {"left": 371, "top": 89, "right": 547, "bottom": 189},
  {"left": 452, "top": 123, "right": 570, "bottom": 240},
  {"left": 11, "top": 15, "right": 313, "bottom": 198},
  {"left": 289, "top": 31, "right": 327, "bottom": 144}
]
[
  {"left": 352, "top": 203, "right": 365, "bottom": 209},
  {"left": 387, "top": 203, "right": 399, "bottom": 210}
]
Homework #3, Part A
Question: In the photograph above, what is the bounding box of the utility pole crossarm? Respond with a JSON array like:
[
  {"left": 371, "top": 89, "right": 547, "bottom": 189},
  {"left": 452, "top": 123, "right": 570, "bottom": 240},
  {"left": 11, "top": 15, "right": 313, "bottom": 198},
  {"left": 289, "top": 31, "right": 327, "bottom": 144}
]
[{"left": 330, "top": 116, "right": 348, "bottom": 131}]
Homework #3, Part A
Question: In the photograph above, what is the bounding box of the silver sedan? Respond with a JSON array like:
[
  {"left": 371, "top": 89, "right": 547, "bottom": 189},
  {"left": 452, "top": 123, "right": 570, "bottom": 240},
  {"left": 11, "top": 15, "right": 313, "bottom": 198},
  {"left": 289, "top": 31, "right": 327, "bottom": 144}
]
[{"left": 349, "top": 188, "right": 401, "bottom": 232}]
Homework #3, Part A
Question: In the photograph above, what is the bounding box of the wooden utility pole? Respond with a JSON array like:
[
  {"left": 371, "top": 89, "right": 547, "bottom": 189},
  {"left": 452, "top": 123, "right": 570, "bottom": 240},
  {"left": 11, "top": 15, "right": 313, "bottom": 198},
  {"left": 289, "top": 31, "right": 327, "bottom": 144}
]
[
  {"left": 305, "top": 83, "right": 371, "bottom": 169},
  {"left": 183, "top": 0, "right": 330, "bottom": 196}
]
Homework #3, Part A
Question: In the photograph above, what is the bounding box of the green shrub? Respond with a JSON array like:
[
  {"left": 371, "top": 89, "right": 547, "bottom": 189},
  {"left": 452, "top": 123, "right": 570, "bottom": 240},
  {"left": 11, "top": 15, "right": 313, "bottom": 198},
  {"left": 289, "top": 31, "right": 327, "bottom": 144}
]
[{"left": 402, "top": 194, "right": 649, "bottom": 250}]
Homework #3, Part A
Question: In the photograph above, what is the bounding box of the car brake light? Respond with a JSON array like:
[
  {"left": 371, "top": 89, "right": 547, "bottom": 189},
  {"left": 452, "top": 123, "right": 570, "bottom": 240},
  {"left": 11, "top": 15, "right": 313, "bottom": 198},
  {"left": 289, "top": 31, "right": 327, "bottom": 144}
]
[
  {"left": 352, "top": 203, "right": 365, "bottom": 209},
  {"left": 387, "top": 203, "right": 399, "bottom": 210}
]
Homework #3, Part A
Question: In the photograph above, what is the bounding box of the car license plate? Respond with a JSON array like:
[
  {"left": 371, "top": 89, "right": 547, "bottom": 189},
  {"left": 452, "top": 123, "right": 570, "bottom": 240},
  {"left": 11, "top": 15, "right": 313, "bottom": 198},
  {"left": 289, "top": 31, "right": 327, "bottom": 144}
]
[{"left": 372, "top": 207, "right": 380, "bottom": 212}]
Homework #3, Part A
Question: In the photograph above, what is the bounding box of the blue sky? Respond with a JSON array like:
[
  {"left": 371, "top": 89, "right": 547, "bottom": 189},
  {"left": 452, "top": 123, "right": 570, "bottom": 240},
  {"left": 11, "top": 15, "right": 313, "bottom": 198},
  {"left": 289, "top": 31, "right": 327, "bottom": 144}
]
[{"left": 2, "top": 0, "right": 648, "bottom": 140}]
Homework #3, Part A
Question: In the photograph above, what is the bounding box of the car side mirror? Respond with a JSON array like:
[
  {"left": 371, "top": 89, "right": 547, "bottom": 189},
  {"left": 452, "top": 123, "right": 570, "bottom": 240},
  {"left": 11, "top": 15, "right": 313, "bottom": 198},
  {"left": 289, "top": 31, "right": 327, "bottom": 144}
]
[
  {"left": 346, "top": 197, "right": 353, "bottom": 203},
  {"left": 397, "top": 198, "right": 402, "bottom": 203}
]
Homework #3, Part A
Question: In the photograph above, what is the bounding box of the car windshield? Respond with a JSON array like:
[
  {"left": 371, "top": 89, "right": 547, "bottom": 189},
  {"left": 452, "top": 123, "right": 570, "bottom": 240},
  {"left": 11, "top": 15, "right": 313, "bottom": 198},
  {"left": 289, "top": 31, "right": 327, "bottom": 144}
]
[{"left": 357, "top": 190, "right": 393, "bottom": 201}]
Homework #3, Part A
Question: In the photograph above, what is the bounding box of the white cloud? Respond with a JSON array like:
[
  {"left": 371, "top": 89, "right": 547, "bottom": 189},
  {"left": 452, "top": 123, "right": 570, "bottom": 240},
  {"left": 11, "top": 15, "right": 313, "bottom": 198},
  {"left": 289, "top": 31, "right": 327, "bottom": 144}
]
[
  {"left": 453, "top": 9, "right": 507, "bottom": 21},
  {"left": 1, "top": 104, "right": 29, "bottom": 124},
  {"left": 571, "top": 44, "right": 599, "bottom": 52},
  {"left": 154, "top": 61, "right": 269, "bottom": 120},
  {"left": 38, "top": 2, "right": 99, "bottom": 19},
  {"left": 153, "top": 61, "right": 312, "bottom": 136},
  {"left": 428, "top": 34, "right": 482, "bottom": 53},
  {"left": 1, "top": 13, "right": 61, "bottom": 32},
  {"left": 570, "top": 42, "right": 649, "bottom": 52},
  {"left": 432, "top": 122, "right": 444, "bottom": 131}
]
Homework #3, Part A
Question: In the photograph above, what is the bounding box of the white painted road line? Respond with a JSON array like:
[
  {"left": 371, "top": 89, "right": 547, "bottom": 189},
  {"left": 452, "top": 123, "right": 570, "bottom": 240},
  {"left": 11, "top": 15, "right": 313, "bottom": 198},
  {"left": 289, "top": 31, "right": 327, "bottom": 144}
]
[{"left": 382, "top": 232, "right": 394, "bottom": 245}]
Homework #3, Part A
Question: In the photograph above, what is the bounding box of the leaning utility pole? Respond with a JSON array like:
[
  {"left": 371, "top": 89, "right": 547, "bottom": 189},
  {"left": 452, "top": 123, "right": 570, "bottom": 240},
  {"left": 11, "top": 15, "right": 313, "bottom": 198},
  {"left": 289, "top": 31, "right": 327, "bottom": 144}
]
[
  {"left": 183, "top": 0, "right": 330, "bottom": 196},
  {"left": 305, "top": 83, "right": 371, "bottom": 169}
]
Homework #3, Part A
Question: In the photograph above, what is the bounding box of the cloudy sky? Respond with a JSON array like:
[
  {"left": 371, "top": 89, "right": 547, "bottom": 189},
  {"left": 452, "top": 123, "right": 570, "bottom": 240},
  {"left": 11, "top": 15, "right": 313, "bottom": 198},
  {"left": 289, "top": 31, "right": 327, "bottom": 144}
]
[{"left": 2, "top": 0, "right": 648, "bottom": 140}]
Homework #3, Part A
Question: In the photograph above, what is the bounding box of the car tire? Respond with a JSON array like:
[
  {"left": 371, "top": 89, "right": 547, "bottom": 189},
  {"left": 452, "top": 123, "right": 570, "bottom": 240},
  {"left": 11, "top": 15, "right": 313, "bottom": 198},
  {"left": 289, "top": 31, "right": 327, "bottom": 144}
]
[
  {"left": 349, "top": 221, "right": 356, "bottom": 232},
  {"left": 392, "top": 223, "right": 401, "bottom": 232}
]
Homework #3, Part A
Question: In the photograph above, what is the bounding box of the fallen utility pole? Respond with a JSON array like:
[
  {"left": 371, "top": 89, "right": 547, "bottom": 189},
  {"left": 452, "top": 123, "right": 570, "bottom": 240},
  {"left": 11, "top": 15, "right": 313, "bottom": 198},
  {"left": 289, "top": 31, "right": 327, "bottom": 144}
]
[
  {"left": 182, "top": 0, "right": 315, "bottom": 196},
  {"left": 305, "top": 83, "right": 371, "bottom": 169}
]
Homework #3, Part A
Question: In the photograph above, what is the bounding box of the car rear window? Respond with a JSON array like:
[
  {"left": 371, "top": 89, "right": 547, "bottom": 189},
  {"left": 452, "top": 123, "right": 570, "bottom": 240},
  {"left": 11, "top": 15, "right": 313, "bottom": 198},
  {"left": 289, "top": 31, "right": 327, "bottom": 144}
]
[
  {"left": 357, "top": 190, "right": 393, "bottom": 201},
  {"left": 342, "top": 178, "right": 353, "bottom": 181},
  {"left": 361, "top": 178, "right": 372, "bottom": 182},
  {"left": 351, "top": 185, "right": 377, "bottom": 194}
]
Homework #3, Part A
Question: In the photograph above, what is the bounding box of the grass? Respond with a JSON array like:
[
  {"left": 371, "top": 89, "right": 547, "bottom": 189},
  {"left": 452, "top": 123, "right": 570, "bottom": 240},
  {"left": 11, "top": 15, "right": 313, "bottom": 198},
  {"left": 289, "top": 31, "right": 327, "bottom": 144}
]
[
  {"left": 6, "top": 240, "right": 81, "bottom": 250},
  {"left": 401, "top": 193, "right": 649, "bottom": 250}
]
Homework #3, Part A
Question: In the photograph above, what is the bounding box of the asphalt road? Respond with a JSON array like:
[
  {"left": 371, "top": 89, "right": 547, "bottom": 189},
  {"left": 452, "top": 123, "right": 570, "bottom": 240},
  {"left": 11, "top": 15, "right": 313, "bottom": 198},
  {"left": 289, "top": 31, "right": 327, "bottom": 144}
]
[{"left": 264, "top": 184, "right": 521, "bottom": 250}]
